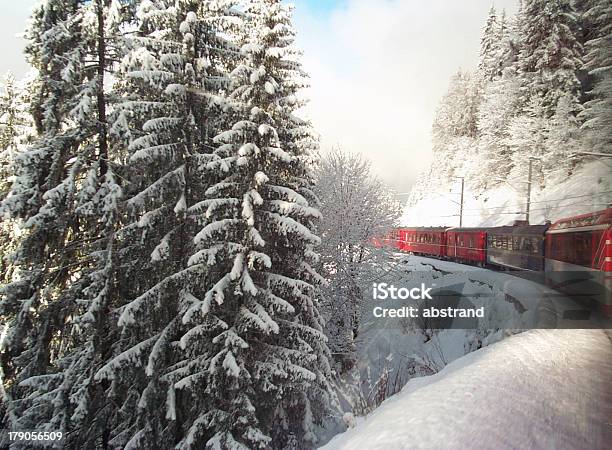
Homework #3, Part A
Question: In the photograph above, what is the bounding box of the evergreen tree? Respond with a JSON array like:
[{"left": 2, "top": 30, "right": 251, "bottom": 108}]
[
  {"left": 495, "top": 9, "right": 522, "bottom": 76},
  {"left": 94, "top": 1, "right": 242, "bottom": 448},
  {"left": 0, "top": 71, "right": 34, "bottom": 434},
  {"left": 177, "top": 1, "right": 335, "bottom": 447},
  {"left": 0, "top": 73, "right": 33, "bottom": 199},
  {"left": 471, "top": 66, "right": 522, "bottom": 190},
  {"left": 0, "top": 73, "right": 33, "bottom": 282},
  {"left": 579, "top": 0, "right": 612, "bottom": 153},
  {"left": 0, "top": 0, "right": 125, "bottom": 445},
  {"left": 478, "top": 6, "right": 500, "bottom": 82},
  {"left": 506, "top": 95, "right": 549, "bottom": 186},
  {"left": 517, "top": 0, "right": 584, "bottom": 116}
]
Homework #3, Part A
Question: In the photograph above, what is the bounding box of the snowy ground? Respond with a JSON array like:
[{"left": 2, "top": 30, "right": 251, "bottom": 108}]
[
  {"left": 320, "top": 255, "right": 611, "bottom": 449},
  {"left": 322, "top": 328, "right": 612, "bottom": 450},
  {"left": 402, "top": 160, "right": 612, "bottom": 227}
]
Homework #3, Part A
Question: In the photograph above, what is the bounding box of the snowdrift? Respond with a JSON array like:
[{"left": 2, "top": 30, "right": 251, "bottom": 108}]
[{"left": 321, "top": 329, "right": 612, "bottom": 450}]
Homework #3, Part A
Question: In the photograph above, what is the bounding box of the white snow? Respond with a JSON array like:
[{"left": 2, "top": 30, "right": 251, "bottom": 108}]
[
  {"left": 264, "top": 81, "right": 276, "bottom": 95},
  {"left": 402, "top": 160, "right": 612, "bottom": 227},
  {"left": 322, "top": 328, "right": 612, "bottom": 450}
]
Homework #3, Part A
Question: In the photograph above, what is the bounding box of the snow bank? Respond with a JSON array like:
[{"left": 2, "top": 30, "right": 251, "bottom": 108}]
[
  {"left": 402, "top": 160, "right": 612, "bottom": 227},
  {"left": 322, "top": 329, "right": 612, "bottom": 450}
]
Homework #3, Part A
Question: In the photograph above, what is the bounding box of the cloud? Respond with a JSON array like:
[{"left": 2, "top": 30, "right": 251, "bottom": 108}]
[
  {"left": 293, "top": 0, "right": 518, "bottom": 193},
  {"left": 0, "top": 0, "right": 34, "bottom": 79}
]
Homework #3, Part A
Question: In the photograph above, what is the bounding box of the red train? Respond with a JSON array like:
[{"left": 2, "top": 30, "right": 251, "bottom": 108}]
[{"left": 381, "top": 208, "right": 612, "bottom": 317}]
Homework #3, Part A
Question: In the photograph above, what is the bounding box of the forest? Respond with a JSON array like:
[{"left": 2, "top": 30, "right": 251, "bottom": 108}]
[{"left": 409, "top": 0, "right": 611, "bottom": 207}]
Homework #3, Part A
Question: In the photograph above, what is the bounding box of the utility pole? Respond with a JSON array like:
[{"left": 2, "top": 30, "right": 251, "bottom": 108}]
[
  {"left": 459, "top": 177, "right": 464, "bottom": 227},
  {"left": 525, "top": 158, "right": 533, "bottom": 224}
]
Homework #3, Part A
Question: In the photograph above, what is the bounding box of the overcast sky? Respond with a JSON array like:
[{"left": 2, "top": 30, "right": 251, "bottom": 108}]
[{"left": 0, "top": 0, "right": 518, "bottom": 193}]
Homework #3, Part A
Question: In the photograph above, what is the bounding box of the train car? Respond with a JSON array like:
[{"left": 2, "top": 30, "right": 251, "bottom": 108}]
[
  {"left": 445, "top": 228, "right": 487, "bottom": 264},
  {"left": 486, "top": 223, "right": 549, "bottom": 271},
  {"left": 545, "top": 207, "right": 612, "bottom": 316},
  {"left": 398, "top": 227, "right": 446, "bottom": 258},
  {"left": 385, "top": 228, "right": 400, "bottom": 249},
  {"left": 371, "top": 228, "right": 399, "bottom": 249}
]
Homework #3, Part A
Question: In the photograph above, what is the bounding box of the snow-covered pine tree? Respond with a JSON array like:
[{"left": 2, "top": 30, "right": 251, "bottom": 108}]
[
  {"left": 494, "top": 10, "right": 511, "bottom": 74},
  {"left": 478, "top": 6, "right": 501, "bottom": 82},
  {"left": 94, "top": 1, "right": 242, "bottom": 448},
  {"left": 0, "top": 73, "right": 33, "bottom": 283},
  {"left": 498, "top": 0, "right": 585, "bottom": 185},
  {"left": 0, "top": 73, "right": 33, "bottom": 199},
  {"left": 471, "top": 66, "right": 522, "bottom": 191},
  {"left": 517, "top": 0, "right": 584, "bottom": 117},
  {"left": 177, "top": 1, "right": 335, "bottom": 448},
  {"left": 470, "top": 6, "right": 527, "bottom": 192},
  {"left": 579, "top": 0, "right": 612, "bottom": 153},
  {"left": 505, "top": 95, "right": 549, "bottom": 185},
  {"left": 497, "top": 4, "right": 526, "bottom": 72},
  {"left": 0, "top": 0, "right": 125, "bottom": 445},
  {"left": 0, "top": 71, "right": 34, "bottom": 433}
]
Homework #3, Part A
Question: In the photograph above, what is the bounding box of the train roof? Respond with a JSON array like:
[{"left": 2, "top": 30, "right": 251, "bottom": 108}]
[
  {"left": 445, "top": 227, "right": 487, "bottom": 233},
  {"left": 397, "top": 227, "right": 448, "bottom": 232},
  {"left": 548, "top": 207, "right": 612, "bottom": 232},
  {"left": 484, "top": 224, "right": 550, "bottom": 235}
]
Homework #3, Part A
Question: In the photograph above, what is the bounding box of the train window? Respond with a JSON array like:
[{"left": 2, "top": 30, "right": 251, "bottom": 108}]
[
  {"left": 521, "top": 237, "right": 531, "bottom": 253},
  {"left": 549, "top": 232, "right": 593, "bottom": 267},
  {"left": 550, "top": 234, "right": 567, "bottom": 262},
  {"left": 532, "top": 238, "right": 539, "bottom": 254},
  {"left": 573, "top": 233, "right": 592, "bottom": 267}
]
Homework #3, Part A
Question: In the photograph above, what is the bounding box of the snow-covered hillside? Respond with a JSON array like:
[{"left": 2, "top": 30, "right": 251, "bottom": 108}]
[
  {"left": 402, "top": 160, "right": 611, "bottom": 227},
  {"left": 322, "top": 329, "right": 612, "bottom": 450}
]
